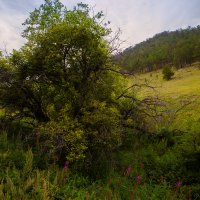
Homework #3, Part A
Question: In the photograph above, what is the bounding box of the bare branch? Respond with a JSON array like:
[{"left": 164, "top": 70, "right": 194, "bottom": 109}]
[{"left": 116, "top": 83, "right": 156, "bottom": 100}]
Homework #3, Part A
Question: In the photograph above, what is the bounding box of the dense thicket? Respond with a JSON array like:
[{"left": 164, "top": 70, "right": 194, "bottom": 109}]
[{"left": 116, "top": 26, "right": 200, "bottom": 72}]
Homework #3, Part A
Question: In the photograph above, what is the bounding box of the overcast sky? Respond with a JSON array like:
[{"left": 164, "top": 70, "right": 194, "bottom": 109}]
[{"left": 0, "top": 0, "right": 200, "bottom": 52}]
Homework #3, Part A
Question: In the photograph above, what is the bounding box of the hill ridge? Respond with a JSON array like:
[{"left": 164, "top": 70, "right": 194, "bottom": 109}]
[{"left": 115, "top": 25, "right": 200, "bottom": 73}]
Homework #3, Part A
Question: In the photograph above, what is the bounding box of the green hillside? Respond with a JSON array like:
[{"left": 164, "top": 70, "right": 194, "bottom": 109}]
[
  {"left": 115, "top": 26, "right": 200, "bottom": 73},
  {"left": 132, "top": 64, "right": 200, "bottom": 97},
  {"left": 129, "top": 63, "right": 200, "bottom": 131}
]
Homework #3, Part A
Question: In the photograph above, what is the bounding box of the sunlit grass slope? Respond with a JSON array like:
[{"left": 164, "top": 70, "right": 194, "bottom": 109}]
[
  {"left": 130, "top": 63, "right": 200, "bottom": 130},
  {"left": 131, "top": 63, "right": 200, "bottom": 98}
]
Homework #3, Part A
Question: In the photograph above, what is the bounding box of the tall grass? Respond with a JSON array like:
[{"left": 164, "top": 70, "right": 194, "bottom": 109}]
[{"left": 2, "top": 130, "right": 200, "bottom": 199}]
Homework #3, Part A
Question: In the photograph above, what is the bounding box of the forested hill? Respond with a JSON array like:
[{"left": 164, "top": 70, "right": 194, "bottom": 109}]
[{"left": 115, "top": 26, "right": 200, "bottom": 73}]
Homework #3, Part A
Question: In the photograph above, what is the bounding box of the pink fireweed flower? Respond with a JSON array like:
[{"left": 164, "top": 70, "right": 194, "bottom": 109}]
[
  {"left": 176, "top": 181, "right": 182, "bottom": 189},
  {"left": 136, "top": 175, "right": 142, "bottom": 184},
  {"left": 124, "top": 165, "right": 133, "bottom": 177},
  {"left": 64, "top": 161, "right": 69, "bottom": 171}
]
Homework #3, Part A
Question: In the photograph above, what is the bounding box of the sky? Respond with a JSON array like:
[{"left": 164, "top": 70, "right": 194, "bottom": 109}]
[{"left": 0, "top": 0, "right": 200, "bottom": 52}]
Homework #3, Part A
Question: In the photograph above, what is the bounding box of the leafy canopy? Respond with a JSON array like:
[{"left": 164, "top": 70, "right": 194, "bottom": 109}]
[{"left": 0, "top": 0, "right": 128, "bottom": 164}]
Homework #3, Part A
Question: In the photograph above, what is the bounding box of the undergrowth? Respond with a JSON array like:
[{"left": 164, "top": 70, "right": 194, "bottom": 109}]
[{"left": 1, "top": 126, "right": 200, "bottom": 200}]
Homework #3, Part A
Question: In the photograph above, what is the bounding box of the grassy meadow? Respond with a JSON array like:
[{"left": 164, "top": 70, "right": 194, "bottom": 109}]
[
  {"left": 129, "top": 64, "right": 200, "bottom": 131},
  {"left": 131, "top": 64, "right": 200, "bottom": 97}
]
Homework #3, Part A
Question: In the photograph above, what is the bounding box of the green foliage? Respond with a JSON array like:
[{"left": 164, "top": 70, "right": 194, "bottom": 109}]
[
  {"left": 22, "top": 149, "right": 33, "bottom": 179},
  {"left": 22, "top": 0, "right": 65, "bottom": 40},
  {"left": 162, "top": 64, "right": 174, "bottom": 80},
  {"left": 39, "top": 116, "right": 87, "bottom": 162},
  {"left": 0, "top": 0, "right": 126, "bottom": 166},
  {"left": 2, "top": 125, "right": 200, "bottom": 199}
]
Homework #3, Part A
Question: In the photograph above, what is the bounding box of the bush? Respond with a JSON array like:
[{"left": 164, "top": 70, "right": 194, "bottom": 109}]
[{"left": 162, "top": 65, "right": 174, "bottom": 80}]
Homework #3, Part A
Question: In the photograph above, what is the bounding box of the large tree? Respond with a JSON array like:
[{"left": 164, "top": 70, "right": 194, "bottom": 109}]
[{"left": 0, "top": 1, "right": 127, "bottom": 167}]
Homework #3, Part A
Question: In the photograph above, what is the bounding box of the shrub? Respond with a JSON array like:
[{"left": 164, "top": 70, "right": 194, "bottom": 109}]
[{"left": 162, "top": 65, "right": 174, "bottom": 80}]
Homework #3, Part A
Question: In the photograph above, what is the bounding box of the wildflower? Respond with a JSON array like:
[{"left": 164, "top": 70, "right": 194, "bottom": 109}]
[
  {"left": 26, "top": 76, "right": 30, "bottom": 81},
  {"left": 124, "top": 165, "right": 132, "bottom": 177},
  {"left": 64, "top": 161, "right": 69, "bottom": 171},
  {"left": 176, "top": 180, "right": 182, "bottom": 189},
  {"left": 136, "top": 175, "right": 142, "bottom": 184},
  {"left": 131, "top": 175, "right": 142, "bottom": 199}
]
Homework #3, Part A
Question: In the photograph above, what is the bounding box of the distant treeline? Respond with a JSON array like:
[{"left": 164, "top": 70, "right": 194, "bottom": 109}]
[{"left": 115, "top": 26, "right": 200, "bottom": 72}]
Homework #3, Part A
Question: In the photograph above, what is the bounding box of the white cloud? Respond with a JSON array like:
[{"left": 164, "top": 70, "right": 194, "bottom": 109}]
[
  {"left": 0, "top": 14, "right": 26, "bottom": 52},
  {"left": 0, "top": 0, "right": 200, "bottom": 52}
]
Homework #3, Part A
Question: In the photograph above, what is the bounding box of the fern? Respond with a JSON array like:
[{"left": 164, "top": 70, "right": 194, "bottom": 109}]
[{"left": 22, "top": 149, "right": 33, "bottom": 179}]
